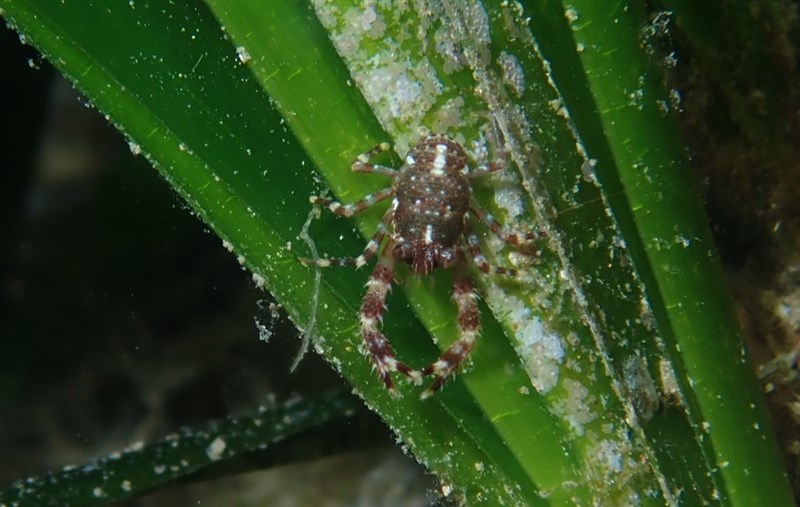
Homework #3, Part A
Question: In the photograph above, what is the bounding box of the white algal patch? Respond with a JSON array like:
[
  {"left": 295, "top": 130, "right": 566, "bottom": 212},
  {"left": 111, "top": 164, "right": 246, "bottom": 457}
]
[
  {"left": 433, "top": 22, "right": 465, "bottom": 73},
  {"left": 236, "top": 46, "right": 251, "bottom": 64},
  {"left": 487, "top": 287, "right": 565, "bottom": 393},
  {"left": 361, "top": 53, "right": 443, "bottom": 127},
  {"left": 312, "top": 1, "right": 445, "bottom": 146},
  {"left": 553, "top": 378, "right": 597, "bottom": 436},
  {"left": 622, "top": 355, "right": 659, "bottom": 421},
  {"left": 359, "top": 4, "right": 386, "bottom": 38},
  {"left": 461, "top": 1, "right": 491, "bottom": 59},
  {"left": 518, "top": 317, "right": 566, "bottom": 393},
  {"left": 592, "top": 439, "right": 625, "bottom": 474},
  {"left": 254, "top": 308, "right": 273, "bottom": 343},
  {"left": 493, "top": 182, "right": 525, "bottom": 219},
  {"left": 564, "top": 7, "right": 579, "bottom": 23},
  {"left": 206, "top": 437, "right": 226, "bottom": 461},
  {"left": 497, "top": 51, "right": 525, "bottom": 97},
  {"left": 252, "top": 272, "right": 267, "bottom": 290}
]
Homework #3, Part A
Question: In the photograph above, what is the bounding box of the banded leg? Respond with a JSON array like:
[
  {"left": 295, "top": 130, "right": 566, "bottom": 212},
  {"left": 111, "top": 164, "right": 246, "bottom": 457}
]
[
  {"left": 420, "top": 263, "right": 481, "bottom": 399},
  {"left": 469, "top": 200, "right": 543, "bottom": 245},
  {"left": 467, "top": 233, "right": 520, "bottom": 277},
  {"left": 360, "top": 246, "right": 416, "bottom": 395},
  {"left": 352, "top": 142, "right": 397, "bottom": 177},
  {"left": 311, "top": 187, "right": 394, "bottom": 218},
  {"left": 300, "top": 209, "right": 392, "bottom": 268}
]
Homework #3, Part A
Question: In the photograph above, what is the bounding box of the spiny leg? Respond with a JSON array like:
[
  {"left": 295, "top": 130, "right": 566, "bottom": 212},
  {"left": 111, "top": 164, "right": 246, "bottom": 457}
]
[
  {"left": 469, "top": 200, "right": 543, "bottom": 246},
  {"left": 360, "top": 246, "right": 416, "bottom": 395},
  {"left": 420, "top": 258, "right": 481, "bottom": 399},
  {"left": 299, "top": 209, "right": 392, "bottom": 268},
  {"left": 310, "top": 187, "right": 394, "bottom": 218},
  {"left": 352, "top": 142, "right": 397, "bottom": 177},
  {"left": 309, "top": 141, "right": 395, "bottom": 217},
  {"left": 467, "top": 233, "right": 520, "bottom": 277}
]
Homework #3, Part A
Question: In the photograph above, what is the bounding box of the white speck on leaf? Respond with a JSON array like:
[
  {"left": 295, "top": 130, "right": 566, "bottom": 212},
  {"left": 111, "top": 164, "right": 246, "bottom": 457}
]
[{"left": 206, "top": 437, "right": 226, "bottom": 461}]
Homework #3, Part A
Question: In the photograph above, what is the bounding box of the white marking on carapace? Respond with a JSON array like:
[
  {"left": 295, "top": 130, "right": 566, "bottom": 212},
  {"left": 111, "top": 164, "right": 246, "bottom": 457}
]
[
  {"left": 406, "top": 155, "right": 416, "bottom": 165},
  {"left": 424, "top": 224, "right": 434, "bottom": 244},
  {"left": 432, "top": 144, "right": 447, "bottom": 175}
]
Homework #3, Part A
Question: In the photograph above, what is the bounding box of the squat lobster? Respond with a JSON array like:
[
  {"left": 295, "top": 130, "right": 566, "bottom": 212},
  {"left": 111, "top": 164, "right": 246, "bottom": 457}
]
[{"left": 301, "top": 134, "right": 538, "bottom": 398}]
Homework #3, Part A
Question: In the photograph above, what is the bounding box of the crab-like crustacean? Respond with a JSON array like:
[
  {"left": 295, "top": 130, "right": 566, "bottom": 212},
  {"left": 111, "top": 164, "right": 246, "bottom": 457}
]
[{"left": 301, "top": 134, "right": 537, "bottom": 398}]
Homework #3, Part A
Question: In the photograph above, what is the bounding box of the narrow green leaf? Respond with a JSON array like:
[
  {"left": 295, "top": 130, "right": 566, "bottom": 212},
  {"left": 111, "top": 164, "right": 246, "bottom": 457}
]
[
  {"left": 0, "top": 390, "right": 367, "bottom": 505},
  {"left": 549, "top": 0, "right": 793, "bottom": 504}
]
